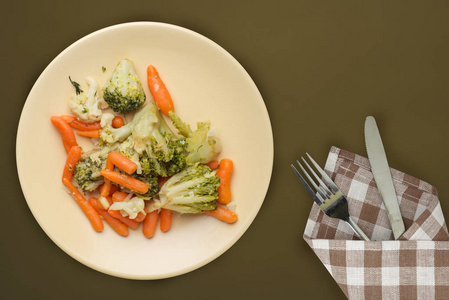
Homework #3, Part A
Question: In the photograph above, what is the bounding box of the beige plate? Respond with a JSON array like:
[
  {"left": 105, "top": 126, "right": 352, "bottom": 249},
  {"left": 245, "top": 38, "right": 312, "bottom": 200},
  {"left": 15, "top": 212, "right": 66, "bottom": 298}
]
[{"left": 16, "top": 22, "right": 273, "bottom": 279}]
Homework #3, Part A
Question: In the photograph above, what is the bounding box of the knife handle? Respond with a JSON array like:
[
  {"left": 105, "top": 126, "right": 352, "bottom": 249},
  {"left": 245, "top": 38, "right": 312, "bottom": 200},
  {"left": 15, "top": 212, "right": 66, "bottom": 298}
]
[{"left": 347, "top": 217, "right": 370, "bottom": 241}]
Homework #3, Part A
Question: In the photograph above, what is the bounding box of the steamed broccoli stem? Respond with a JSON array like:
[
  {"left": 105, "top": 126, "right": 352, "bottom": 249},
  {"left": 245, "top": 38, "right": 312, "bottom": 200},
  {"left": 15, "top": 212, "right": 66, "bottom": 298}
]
[{"left": 168, "top": 111, "right": 192, "bottom": 137}]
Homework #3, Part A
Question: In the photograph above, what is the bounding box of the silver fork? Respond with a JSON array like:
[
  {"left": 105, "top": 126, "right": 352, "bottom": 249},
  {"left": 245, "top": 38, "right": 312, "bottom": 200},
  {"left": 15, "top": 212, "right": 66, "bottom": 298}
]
[{"left": 291, "top": 153, "right": 370, "bottom": 241}]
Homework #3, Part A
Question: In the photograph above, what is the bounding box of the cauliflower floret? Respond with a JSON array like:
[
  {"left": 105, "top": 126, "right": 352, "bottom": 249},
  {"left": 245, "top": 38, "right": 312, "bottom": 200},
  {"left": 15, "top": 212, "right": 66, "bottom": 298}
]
[
  {"left": 100, "top": 112, "right": 115, "bottom": 128},
  {"left": 109, "top": 196, "right": 146, "bottom": 219},
  {"left": 68, "top": 77, "right": 108, "bottom": 123}
]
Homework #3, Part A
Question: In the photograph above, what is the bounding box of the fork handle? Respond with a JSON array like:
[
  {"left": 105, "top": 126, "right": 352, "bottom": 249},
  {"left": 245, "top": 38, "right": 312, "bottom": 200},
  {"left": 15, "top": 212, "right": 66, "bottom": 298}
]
[{"left": 347, "top": 217, "right": 370, "bottom": 241}]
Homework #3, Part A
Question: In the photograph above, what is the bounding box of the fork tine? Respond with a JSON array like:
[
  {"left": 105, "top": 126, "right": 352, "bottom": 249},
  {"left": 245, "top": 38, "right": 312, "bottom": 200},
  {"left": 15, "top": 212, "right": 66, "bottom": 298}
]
[
  {"left": 291, "top": 164, "right": 323, "bottom": 206},
  {"left": 306, "top": 153, "right": 339, "bottom": 193},
  {"left": 301, "top": 157, "right": 333, "bottom": 197},
  {"left": 295, "top": 160, "right": 327, "bottom": 201}
]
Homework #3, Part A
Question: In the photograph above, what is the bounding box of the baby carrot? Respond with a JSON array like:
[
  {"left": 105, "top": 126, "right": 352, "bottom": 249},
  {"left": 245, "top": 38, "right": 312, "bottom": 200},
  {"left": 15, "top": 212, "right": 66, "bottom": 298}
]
[
  {"left": 204, "top": 205, "right": 238, "bottom": 224},
  {"left": 147, "top": 65, "right": 174, "bottom": 115},
  {"left": 112, "top": 191, "right": 129, "bottom": 202},
  {"left": 160, "top": 208, "right": 172, "bottom": 232},
  {"left": 143, "top": 210, "right": 159, "bottom": 239},
  {"left": 100, "top": 155, "right": 115, "bottom": 197},
  {"left": 112, "top": 116, "right": 125, "bottom": 128},
  {"left": 216, "top": 159, "right": 233, "bottom": 205},
  {"left": 62, "top": 178, "right": 104, "bottom": 232},
  {"left": 51, "top": 116, "right": 77, "bottom": 154},
  {"left": 108, "top": 152, "right": 137, "bottom": 174},
  {"left": 62, "top": 146, "right": 82, "bottom": 182},
  {"left": 108, "top": 184, "right": 120, "bottom": 196},
  {"left": 205, "top": 160, "right": 219, "bottom": 170},
  {"left": 76, "top": 130, "right": 100, "bottom": 138},
  {"left": 108, "top": 209, "right": 139, "bottom": 229},
  {"left": 101, "top": 170, "right": 148, "bottom": 194},
  {"left": 89, "top": 197, "right": 128, "bottom": 237},
  {"left": 60, "top": 115, "right": 102, "bottom": 131}
]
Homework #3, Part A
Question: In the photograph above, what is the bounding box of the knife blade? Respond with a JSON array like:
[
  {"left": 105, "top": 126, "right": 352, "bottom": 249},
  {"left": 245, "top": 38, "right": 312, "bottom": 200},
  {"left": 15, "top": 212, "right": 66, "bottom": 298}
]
[{"left": 365, "top": 116, "right": 405, "bottom": 240}]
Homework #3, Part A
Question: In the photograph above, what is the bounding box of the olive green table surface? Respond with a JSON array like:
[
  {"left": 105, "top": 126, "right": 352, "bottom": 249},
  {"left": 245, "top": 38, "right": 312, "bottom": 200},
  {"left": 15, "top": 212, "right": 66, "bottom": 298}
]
[{"left": 3, "top": 1, "right": 449, "bottom": 299}]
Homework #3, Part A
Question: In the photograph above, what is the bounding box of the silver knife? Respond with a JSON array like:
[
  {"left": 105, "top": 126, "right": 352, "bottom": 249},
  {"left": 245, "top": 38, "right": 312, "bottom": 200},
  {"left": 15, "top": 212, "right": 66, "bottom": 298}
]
[{"left": 365, "top": 116, "right": 405, "bottom": 240}]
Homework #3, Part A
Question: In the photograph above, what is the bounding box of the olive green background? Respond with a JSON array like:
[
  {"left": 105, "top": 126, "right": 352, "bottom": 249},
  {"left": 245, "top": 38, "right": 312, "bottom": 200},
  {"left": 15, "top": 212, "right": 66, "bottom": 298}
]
[{"left": 3, "top": 1, "right": 449, "bottom": 299}]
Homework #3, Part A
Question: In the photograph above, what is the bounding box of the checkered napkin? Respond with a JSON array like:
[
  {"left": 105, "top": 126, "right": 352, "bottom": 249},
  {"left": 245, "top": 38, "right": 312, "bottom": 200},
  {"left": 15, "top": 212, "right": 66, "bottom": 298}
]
[{"left": 303, "top": 147, "right": 449, "bottom": 299}]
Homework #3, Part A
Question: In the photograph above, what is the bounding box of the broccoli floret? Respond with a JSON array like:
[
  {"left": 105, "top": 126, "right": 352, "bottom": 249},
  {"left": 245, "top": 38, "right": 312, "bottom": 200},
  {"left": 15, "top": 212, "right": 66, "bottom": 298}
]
[
  {"left": 73, "top": 143, "right": 119, "bottom": 191},
  {"left": 133, "top": 174, "right": 159, "bottom": 200},
  {"left": 146, "top": 164, "right": 220, "bottom": 214},
  {"left": 169, "top": 112, "right": 221, "bottom": 165},
  {"left": 102, "top": 59, "right": 146, "bottom": 113},
  {"left": 101, "top": 102, "right": 188, "bottom": 177},
  {"left": 166, "top": 137, "right": 188, "bottom": 176},
  {"left": 73, "top": 158, "right": 105, "bottom": 191}
]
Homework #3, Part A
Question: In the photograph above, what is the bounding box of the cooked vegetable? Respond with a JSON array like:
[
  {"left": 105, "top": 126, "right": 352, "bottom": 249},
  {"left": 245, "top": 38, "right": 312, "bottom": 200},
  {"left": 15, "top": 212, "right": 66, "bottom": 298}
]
[
  {"left": 102, "top": 102, "right": 188, "bottom": 177},
  {"left": 100, "top": 170, "right": 149, "bottom": 194},
  {"left": 89, "top": 197, "right": 129, "bottom": 237},
  {"left": 160, "top": 208, "right": 172, "bottom": 232},
  {"left": 63, "top": 178, "right": 104, "bottom": 232},
  {"left": 100, "top": 155, "right": 115, "bottom": 197},
  {"left": 112, "top": 116, "right": 125, "bottom": 128},
  {"left": 108, "top": 151, "right": 137, "bottom": 175},
  {"left": 62, "top": 146, "right": 82, "bottom": 182},
  {"left": 73, "top": 143, "right": 119, "bottom": 191},
  {"left": 76, "top": 130, "right": 100, "bottom": 138},
  {"left": 146, "top": 164, "right": 220, "bottom": 214},
  {"left": 205, "top": 160, "right": 219, "bottom": 170},
  {"left": 51, "top": 116, "right": 78, "bottom": 154},
  {"left": 68, "top": 77, "right": 108, "bottom": 123},
  {"left": 61, "top": 115, "right": 102, "bottom": 131},
  {"left": 204, "top": 205, "right": 238, "bottom": 224},
  {"left": 109, "top": 196, "right": 146, "bottom": 220},
  {"left": 110, "top": 191, "right": 146, "bottom": 221},
  {"left": 169, "top": 112, "right": 221, "bottom": 165},
  {"left": 107, "top": 209, "right": 139, "bottom": 229},
  {"left": 103, "top": 59, "right": 146, "bottom": 113},
  {"left": 143, "top": 210, "right": 159, "bottom": 239},
  {"left": 132, "top": 174, "right": 159, "bottom": 200},
  {"left": 146, "top": 65, "right": 174, "bottom": 115},
  {"left": 216, "top": 158, "right": 233, "bottom": 205}
]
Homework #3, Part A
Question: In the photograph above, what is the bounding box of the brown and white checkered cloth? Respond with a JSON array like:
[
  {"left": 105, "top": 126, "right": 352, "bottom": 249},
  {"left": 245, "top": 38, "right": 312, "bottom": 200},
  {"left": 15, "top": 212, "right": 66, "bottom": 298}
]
[{"left": 303, "top": 147, "right": 449, "bottom": 299}]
